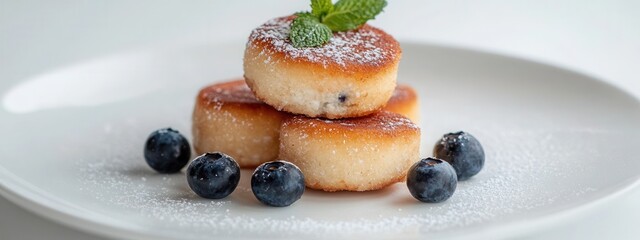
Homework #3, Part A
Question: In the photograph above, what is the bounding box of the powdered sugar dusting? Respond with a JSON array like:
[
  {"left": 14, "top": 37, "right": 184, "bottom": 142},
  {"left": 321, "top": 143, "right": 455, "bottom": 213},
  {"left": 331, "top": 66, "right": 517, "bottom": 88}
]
[
  {"left": 247, "top": 16, "right": 399, "bottom": 68},
  {"left": 72, "top": 118, "right": 607, "bottom": 238}
]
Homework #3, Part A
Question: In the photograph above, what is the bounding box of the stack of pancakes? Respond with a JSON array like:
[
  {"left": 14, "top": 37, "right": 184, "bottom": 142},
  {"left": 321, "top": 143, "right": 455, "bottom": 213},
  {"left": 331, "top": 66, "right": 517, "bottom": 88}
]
[{"left": 192, "top": 16, "right": 421, "bottom": 192}]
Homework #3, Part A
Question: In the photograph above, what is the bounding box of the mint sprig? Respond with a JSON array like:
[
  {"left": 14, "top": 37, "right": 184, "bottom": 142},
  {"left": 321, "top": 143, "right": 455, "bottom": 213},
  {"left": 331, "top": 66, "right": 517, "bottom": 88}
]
[
  {"left": 289, "top": 0, "right": 387, "bottom": 48},
  {"left": 323, "top": 0, "right": 387, "bottom": 32},
  {"left": 290, "top": 13, "right": 333, "bottom": 48},
  {"left": 311, "top": 0, "right": 333, "bottom": 17}
]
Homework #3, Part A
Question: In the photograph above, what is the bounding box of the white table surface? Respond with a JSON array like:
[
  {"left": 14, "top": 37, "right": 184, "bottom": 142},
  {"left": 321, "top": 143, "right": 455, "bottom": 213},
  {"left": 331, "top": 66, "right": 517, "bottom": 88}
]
[{"left": 1, "top": 0, "right": 639, "bottom": 239}]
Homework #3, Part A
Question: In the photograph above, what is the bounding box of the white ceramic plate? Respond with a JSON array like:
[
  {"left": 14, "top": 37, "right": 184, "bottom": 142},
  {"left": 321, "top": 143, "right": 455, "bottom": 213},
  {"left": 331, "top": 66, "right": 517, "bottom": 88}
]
[{"left": 0, "top": 42, "right": 639, "bottom": 240}]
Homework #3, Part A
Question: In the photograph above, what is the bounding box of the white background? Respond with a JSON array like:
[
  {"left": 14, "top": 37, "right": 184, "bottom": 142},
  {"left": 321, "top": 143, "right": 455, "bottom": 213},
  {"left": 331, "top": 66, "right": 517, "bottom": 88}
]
[{"left": 1, "top": 0, "right": 639, "bottom": 239}]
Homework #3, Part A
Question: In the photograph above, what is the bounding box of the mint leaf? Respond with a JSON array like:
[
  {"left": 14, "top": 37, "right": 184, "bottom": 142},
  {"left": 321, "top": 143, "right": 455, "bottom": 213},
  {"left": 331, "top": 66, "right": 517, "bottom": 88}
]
[
  {"left": 294, "top": 11, "right": 316, "bottom": 19},
  {"left": 289, "top": 0, "right": 388, "bottom": 48},
  {"left": 289, "top": 15, "right": 332, "bottom": 48},
  {"left": 322, "top": 0, "right": 387, "bottom": 32},
  {"left": 311, "top": 0, "right": 334, "bottom": 18}
]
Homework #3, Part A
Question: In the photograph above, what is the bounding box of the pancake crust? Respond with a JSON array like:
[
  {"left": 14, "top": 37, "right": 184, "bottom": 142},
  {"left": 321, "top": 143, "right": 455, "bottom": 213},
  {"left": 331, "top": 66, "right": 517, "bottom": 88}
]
[
  {"left": 243, "top": 15, "right": 402, "bottom": 119},
  {"left": 279, "top": 111, "right": 420, "bottom": 192}
]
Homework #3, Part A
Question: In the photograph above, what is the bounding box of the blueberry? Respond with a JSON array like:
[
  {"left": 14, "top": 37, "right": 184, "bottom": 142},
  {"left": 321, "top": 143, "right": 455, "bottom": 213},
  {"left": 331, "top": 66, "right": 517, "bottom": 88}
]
[
  {"left": 251, "top": 161, "right": 305, "bottom": 207},
  {"left": 338, "top": 93, "right": 348, "bottom": 103},
  {"left": 187, "top": 152, "right": 240, "bottom": 199},
  {"left": 144, "top": 128, "right": 191, "bottom": 173},
  {"left": 433, "top": 131, "right": 485, "bottom": 181},
  {"left": 406, "top": 157, "right": 457, "bottom": 203}
]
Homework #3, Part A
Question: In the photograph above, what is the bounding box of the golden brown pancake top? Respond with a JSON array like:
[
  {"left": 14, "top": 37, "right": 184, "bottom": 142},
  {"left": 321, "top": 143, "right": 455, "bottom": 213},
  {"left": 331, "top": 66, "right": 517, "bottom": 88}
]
[
  {"left": 283, "top": 111, "right": 419, "bottom": 138},
  {"left": 247, "top": 15, "right": 401, "bottom": 73},
  {"left": 197, "top": 79, "right": 263, "bottom": 106}
]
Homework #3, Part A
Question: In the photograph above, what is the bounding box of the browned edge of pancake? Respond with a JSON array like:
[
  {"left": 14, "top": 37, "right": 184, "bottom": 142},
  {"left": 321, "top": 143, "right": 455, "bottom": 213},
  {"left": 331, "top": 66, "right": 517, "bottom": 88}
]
[{"left": 282, "top": 111, "right": 420, "bottom": 139}]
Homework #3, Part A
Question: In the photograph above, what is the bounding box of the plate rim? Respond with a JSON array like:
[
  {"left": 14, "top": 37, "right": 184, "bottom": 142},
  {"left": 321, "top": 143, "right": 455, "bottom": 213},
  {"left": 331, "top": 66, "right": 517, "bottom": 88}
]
[{"left": 1, "top": 41, "right": 639, "bottom": 240}]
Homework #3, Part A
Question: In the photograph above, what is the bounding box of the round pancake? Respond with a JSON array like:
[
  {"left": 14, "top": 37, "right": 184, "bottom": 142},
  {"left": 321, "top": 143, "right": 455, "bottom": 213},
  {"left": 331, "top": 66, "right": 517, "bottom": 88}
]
[
  {"left": 192, "top": 79, "right": 289, "bottom": 168},
  {"left": 279, "top": 111, "right": 421, "bottom": 192},
  {"left": 244, "top": 15, "right": 402, "bottom": 119}
]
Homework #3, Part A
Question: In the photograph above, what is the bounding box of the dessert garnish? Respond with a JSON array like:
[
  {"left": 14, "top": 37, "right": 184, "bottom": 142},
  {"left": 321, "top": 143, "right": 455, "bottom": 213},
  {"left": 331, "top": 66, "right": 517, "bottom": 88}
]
[
  {"left": 143, "top": 128, "right": 191, "bottom": 173},
  {"left": 406, "top": 157, "right": 458, "bottom": 203},
  {"left": 186, "top": 152, "right": 241, "bottom": 199},
  {"left": 434, "top": 131, "right": 485, "bottom": 180},
  {"left": 290, "top": 0, "right": 387, "bottom": 48},
  {"left": 251, "top": 161, "right": 305, "bottom": 207}
]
